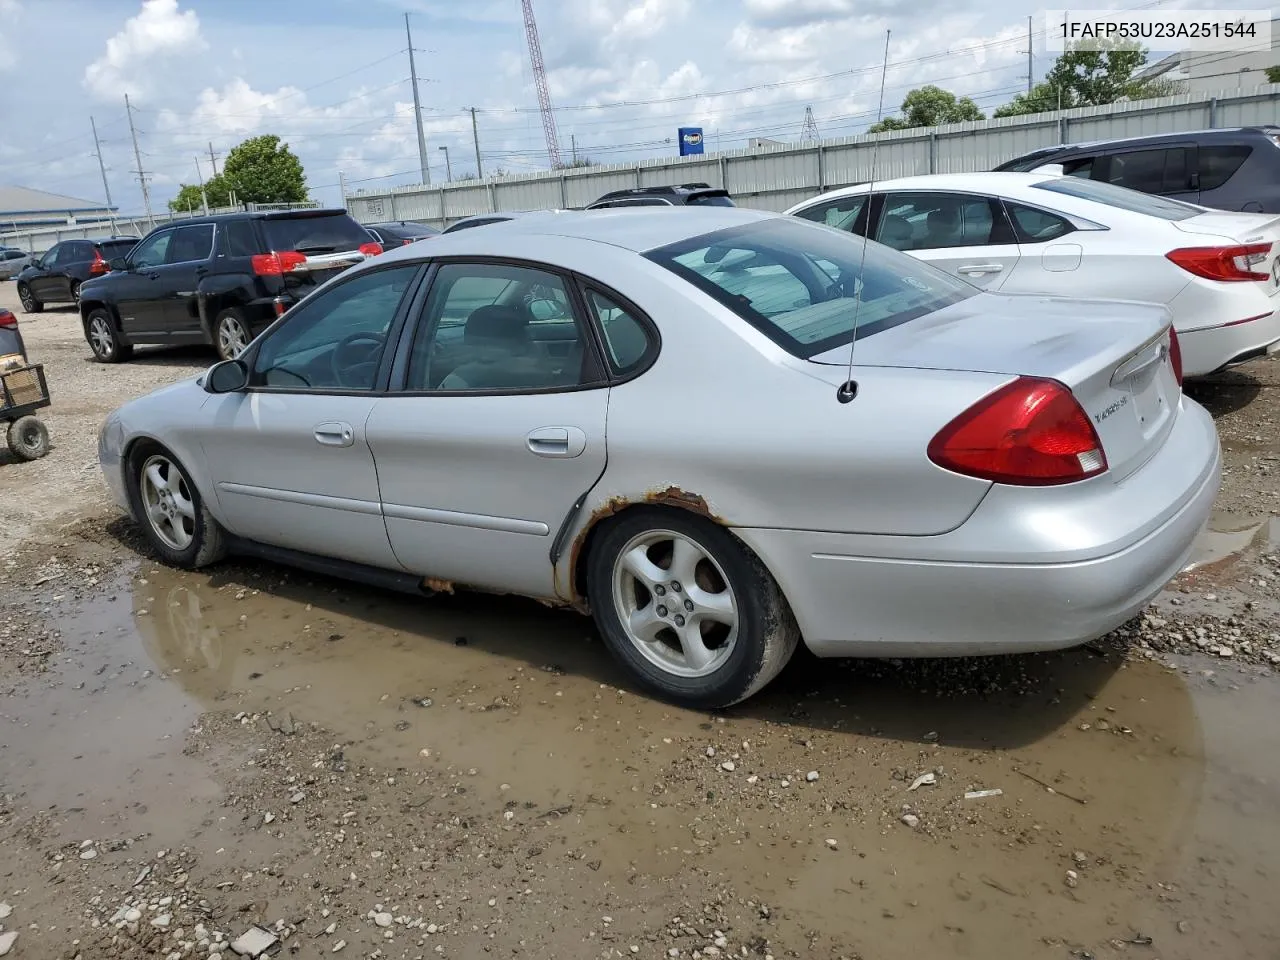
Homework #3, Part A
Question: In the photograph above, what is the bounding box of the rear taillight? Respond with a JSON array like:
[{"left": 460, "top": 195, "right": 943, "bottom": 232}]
[
  {"left": 1168, "top": 326, "right": 1183, "bottom": 386},
  {"left": 1166, "top": 242, "right": 1272, "bottom": 281},
  {"left": 251, "top": 251, "right": 307, "bottom": 276},
  {"left": 89, "top": 250, "right": 109, "bottom": 275},
  {"left": 359, "top": 242, "right": 383, "bottom": 257},
  {"left": 928, "top": 377, "right": 1108, "bottom": 486},
  {"left": 0, "top": 309, "right": 17, "bottom": 330}
]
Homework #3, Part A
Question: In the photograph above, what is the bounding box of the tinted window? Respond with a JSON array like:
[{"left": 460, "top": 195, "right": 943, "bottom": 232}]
[
  {"left": 646, "top": 218, "right": 976, "bottom": 358},
  {"left": 1005, "top": 202, "right": 1074, "bottom": 242},
  {"left": 259, "top": 213, "right": 372, "bottom": 253},
  {"left": 2, "top": 251, "right": 24, "bottom": 261},
  {"left": 98, "top": 240, "right": 137, "bottom": 260},
  {"left": 1062, "top": 156, "right": 1096, "bottom": 178},
  {"left": 793, "top": 194, "right": 870, "bottom": 235},
  {"left": 63, "top": 241, "right": 92, "bottom": 261},
  {"left": 1104, "top": 148, "right": 1191, "bottom": 194},
  {"left": 875, "top": 192, "right": 998, "bottom": 251},
  {"left": 252, "top": 265, "right": 419, "bottom": 390},
  {"left": 130, "top": 231, "right": 172, "bottom": 268},
  {"left": 166, "top": 224, "right": 214, "bottom": 263},
  {"left": 686, "top": 194, "right": 734, "bottom": 206},
  {"left": 585, "top": 288, "right": 656, "bottom": 375},
  {"left": 1199, "top": 144, "right": 1253, "bottom": 190},
  {"left": 218, "top": 220, "right": 259, "bottom": 257},
  {"left": 405, "top": 262, "right": 596, "bottom": 392},
  {"left": 1032, "top": 178, "right": 1201, "bottom": 220}
]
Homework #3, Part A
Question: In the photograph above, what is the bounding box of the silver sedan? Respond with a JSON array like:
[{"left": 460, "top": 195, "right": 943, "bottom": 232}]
[{"left": 97, "top": 207, "right": 1221, "bottom": 708}]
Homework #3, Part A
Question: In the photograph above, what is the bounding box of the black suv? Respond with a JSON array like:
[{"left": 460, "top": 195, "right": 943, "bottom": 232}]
[
  {"left": 16, "top": 237, "right": 139, "bottom": 313},
  {"left": 993, "top": 127, "right": 1280, "bottom": 213},
  {"left": 585, "top": 182, "right": 734, "bottom": 209},
  {"left": 77, "top": 208, "right": 381, "bottom": 363},
  {"left": 363, "top": 221, "right": 440, "bottom": 248}
]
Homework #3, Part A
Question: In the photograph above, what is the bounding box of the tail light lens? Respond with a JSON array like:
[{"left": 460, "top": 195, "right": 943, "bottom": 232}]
[
  {"left": 359, "top": 242, "right": 383, "bottom": 257},
  {"left": 1166, "top": 242, "right": 1272, "bottom": 281},
  {"left": 89, "top": 250, "right": 109, "bottom": 275},
  {"left": 1168, "top": 326, "right": 1183, "bottom": 386},
  {"left": 251, "top": 251, "right": 307, "bottom": 276},
  {"left": 928, "top": 377, "right": 1108, "bottom": 486},
  {"left": 0, "top": 309, "right": 17, "bottom": 330}
]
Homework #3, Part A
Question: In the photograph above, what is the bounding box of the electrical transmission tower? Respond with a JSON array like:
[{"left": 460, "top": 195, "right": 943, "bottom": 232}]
[
  {"left": 801, "top": 106, "right": 820, "bottom": 142},
  {"left": 521, "top": 0, "right": 562, "bottom": 169}
]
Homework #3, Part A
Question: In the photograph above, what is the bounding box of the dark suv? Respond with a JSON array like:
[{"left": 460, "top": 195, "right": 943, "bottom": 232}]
[
  {"left": 585, "top": 182, "right": 734, "bottom": 209},
  {"left": 993, "top": 127, "right": 1280, "bottom": 213},
  {"left": 363, "top": 221, "right": 440, "bottom": 248},
  {"left": 16, "top": 237, "right": 139, "bottom": 313},
  {"left": 77, "top": 208, "right": 381, "bottom": 363}
]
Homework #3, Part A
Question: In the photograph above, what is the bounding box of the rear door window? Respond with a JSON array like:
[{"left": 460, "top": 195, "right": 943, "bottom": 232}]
[
  {"left": 260, "top": 213, "right": 372, "bottom": 253},
  {"left": 874, "top": 192, "right": 1002, "bottom": 251},
  {"left": 1102, "top": 147, "right": 1191, "bottom": 194},
  {"left": 1199, "top": 144, "right": 1253, "bottom": 190}
]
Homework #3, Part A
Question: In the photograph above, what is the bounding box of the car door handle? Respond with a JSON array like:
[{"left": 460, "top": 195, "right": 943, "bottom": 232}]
[
  {"left": 526, "top": 426, "right": 587, "bottom": 458},
  {"left": 314, "top": 421, "right": 355, "bottom": 447},
  {"left": 957, "top": 263, "right": 1004, "bottom": 275}
]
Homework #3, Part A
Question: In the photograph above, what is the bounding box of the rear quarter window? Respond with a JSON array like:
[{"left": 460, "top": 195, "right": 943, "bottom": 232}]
[{"left": 1199, "top": 144, "right": 1253, "bottom": 190}]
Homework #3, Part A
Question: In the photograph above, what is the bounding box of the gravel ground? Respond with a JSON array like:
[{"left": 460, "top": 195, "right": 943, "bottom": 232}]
[{"left": 1, "top": 281, "right": 1279, "bottom": 960}]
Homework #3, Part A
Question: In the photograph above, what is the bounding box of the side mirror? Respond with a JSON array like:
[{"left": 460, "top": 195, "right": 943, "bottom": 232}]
[
  {"left": 204, "top": 358, "right": 249, "bottom": 394},
  {"left": 108, "top": 257, "right": 129, "bottom": 272}
]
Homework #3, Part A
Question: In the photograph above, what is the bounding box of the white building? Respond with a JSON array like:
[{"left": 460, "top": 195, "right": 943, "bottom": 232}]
[{"left": 1136, "top": 18, "right": 1280, "bottom": 96}]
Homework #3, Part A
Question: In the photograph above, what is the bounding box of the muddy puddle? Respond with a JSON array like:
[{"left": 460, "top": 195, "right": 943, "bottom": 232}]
[{"left": 3, "top": 558, "right": 1280, "bottom": 958}]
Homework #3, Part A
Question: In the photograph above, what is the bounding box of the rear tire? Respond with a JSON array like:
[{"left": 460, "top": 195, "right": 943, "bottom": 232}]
[
  {"left": 125, "top": 441, "right": 227, "bottom": 569},
  {"left": 18, "top": 283, "right": 42, "bottom": 314},
  {"left": 585, "top": 507, "right": 800, "bottom": 709},
  {"left": 86, "top": 308, "right": 133, "bottom": 363},
  {"left": 70, "top": 280, "right": 81, "bottom": 305},
  {"left": 213, "top": 307, "right": 252, "bottom": 361},
  {"left": 6, "top": 416, "right": 50, "bottom": 461}
]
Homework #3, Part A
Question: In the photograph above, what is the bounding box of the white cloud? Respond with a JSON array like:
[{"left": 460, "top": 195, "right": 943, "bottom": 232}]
[{"left": 83, "top": 0, "right": 206, "bottom": 101}]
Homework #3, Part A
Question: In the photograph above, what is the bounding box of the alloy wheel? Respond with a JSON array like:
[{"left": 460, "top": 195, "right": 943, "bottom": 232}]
[
  {"left": 89, "top": 315, "right": 114, "bottom": 359},
  {"left": 139, "top": 454, "right": 196, "bottom": 551},
  {"left": 217, "top": 316, "right": 250, "bottom": 360}
]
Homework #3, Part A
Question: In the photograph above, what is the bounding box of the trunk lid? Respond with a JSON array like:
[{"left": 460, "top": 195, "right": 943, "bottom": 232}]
[{"left": 809, "top": 292, "right": 1181, "bottom": 484}]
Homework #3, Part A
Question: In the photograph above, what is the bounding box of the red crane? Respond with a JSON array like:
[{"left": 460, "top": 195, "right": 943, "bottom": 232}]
[{"left": 521, "top": 0, "right": 563, "bottom": 169}]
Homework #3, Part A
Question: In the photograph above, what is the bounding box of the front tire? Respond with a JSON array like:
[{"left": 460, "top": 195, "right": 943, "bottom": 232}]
[
  {"left": 125, "top": 442, "right": 227, "bottom": 569},
  {"left": 6, "top": 416, "right": 50, "bottom": 460},
  {"left": 18, "top": 283, "right": 42, "bottom": 314},
  {"left": 85, "top": 308, "right": 133, "bottom": 363},
  {"left": 213, "top": 307, "right": 252, "bottom": 361},
  {"left": 586, "top": 507, "right": 800, "bottom": 709}
]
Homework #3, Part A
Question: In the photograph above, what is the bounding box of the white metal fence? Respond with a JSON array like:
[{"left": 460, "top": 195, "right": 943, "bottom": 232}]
[{"left": 342, "top": 85, "right": 1280, "bottom": 228}]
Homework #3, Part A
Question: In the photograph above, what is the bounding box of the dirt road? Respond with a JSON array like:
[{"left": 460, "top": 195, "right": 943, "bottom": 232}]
[{"left": 1, "top": 284, "right": 1278, "bottom": 960}]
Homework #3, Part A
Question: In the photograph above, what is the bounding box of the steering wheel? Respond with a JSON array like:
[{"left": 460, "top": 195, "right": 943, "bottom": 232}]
[{"left": 331, "top": 331, "right": 386, "bottom": 388}]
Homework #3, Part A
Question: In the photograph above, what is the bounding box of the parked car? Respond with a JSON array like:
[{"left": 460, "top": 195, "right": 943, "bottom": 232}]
[
  {"left": 0, "top": 248, "right": 31, "bottom": 281},
  {"left": 97, "top": 207, "right": 1218, "bottom": 708},
  {"left": 0, "top": 307, "right": 27, "bottom": 360},
  {"left": 992, "top": 127, "right": 1280, "bottom": 213},
  {"left": 363, "top": 221, "right": 440, "bottom": 248},
  {"left": 585, "top": 182, "right": 734, "bottom": 209},
  {"left": 77, "top": 208, "right": 382, "bottom": 364},
  {"left": 440, "top": 211, "right": 570, "bottom": 234},
  {"left": 785, "top": 172, "right": 1280, "bottom": 377},
  {"left": 15, "top": 237, "right": 138, "bottom": 311}
]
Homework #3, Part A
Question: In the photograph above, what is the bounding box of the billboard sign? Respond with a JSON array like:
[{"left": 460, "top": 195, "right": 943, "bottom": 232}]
[{"left": 678, "top": 127, "right": 704, "bottom": 156}]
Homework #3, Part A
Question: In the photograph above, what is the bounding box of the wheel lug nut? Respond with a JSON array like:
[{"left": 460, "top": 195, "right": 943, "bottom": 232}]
[
  {"left": 670, "top": 581, "right": 682, "bottom": 593},
  {"left": 656, "top": 605, "right": 668, "bottom": 618},
  {"left": 674, "top": 614, "right": 686, "bottom": 627},
  {"left": 654, "top": 585, "right": 666, "bottom": 596},
  {"left": 684, "top": 599, "right": 694, "bottom": 612}
]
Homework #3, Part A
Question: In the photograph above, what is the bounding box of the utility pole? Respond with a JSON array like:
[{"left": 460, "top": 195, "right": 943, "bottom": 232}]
[
  {"left": 124, "top": 94, "right": 153, "bottom": 224},
  {"left": 1026, "top": 15, "right": 1034, "bottom": 95},
  {"left": 405, "top": 13, "right": 431, "bottom": 185},
  {"left": 208, "top": 142, "right": 219, "bottom": 176},
  {"left": 571, "top": 133, "right": 577, "bottom": 165},
  {"left": 438, "top": 145, "right": 452, "bottom": 182},
  {"left": 338, "top": 170, "right": 347, "bottom": 208},
  {"left": 469, "top": 107, "right": 483, "bottom": 179},
  {"left": 89, "top": 116, "right": 113, "bottom": 210},
  {"left": 194, "top": 157, "right": 209, "bottom": 214}
]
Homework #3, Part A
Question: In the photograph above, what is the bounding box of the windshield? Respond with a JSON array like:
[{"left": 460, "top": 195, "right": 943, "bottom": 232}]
[
  {"left": 261, "top": 213, "right": 373, "bottom": 253},
  {"left": 1032, "top": 177, "right": 1202, "bottom": 220},
  {"left": 645, "top": 218, "right": 977, "bottom": 358}
]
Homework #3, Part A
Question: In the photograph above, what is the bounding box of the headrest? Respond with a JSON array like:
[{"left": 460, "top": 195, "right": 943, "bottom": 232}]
[{"left": 465, "top": 305, "right": 528, "bottom": 343}]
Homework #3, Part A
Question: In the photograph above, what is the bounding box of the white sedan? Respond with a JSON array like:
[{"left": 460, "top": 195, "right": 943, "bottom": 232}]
[{"left": 785, "top": 172, "right": 1280, "bottom": 377}]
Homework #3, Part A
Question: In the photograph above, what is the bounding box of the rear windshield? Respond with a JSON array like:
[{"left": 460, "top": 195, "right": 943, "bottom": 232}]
[
  {"left": 645, "top": 217, "right": 977, "bottom": 358},
  {"left": 260, "top": 213, "right": 373, "bottom": 253},
  {"left": 1031, "top": 177, "right": 1201, "bottom": 220},
  {"left": 687, "top": 193, "right": 734, "bottom": 207},
  {"left": 97, "top": 240, "right": 137, "bottom": 259}
]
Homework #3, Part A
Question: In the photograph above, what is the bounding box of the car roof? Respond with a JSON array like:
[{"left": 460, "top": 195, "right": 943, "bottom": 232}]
[
  {"left": 787, "top": 172, "right": 1059, "bottom": 206},
  {"left": 1009, "top": 126, "right": 1280, "bottom": 159},
  {"left": 592, "top": 183, "right": 728, "bottom": 203},
  {"left": 156, "top": 208, "right": 354, "bottom": 227},
  {"left": 380, "top": 207, "right": 778, "bottom": 259}
]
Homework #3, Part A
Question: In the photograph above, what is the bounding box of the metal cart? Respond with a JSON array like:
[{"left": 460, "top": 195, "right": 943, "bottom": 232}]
[{"left": 0, "top": 362, "right": 51, "bottom": 461}]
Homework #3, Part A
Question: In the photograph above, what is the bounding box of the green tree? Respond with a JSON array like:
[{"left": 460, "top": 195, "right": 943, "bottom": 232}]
[
  {"left": 869, "top": 85, "right": 985, "bottom": 133},
  {"left": 222, "top": 134, "right": 307, "bottom": 205},
  {"left": 995, "top": 42, "right": 1153, "bottom": 117},
  {"left": 1266, "top": 65, "right": 1280, "bottom": 83},
  {"left": 167, "top": 173, "right": 232, "bottom": 212}
]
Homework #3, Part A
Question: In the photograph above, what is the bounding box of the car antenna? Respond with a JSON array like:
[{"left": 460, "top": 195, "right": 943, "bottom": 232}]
[{"left": 837, "top": 28, "right": 891, "bottom": 405}]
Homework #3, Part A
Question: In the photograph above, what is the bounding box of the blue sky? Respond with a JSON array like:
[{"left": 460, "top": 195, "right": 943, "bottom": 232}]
[{"left": 0, "top": 0, "right": 1221, "bottom": 214}]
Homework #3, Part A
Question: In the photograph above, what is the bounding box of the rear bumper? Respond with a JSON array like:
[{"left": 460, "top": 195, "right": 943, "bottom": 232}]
[
  {"left": 735, "top": 398, "right": 1221, "bottom": 658},
  {"left": 1179, "top": 311, "right": 1280, "bottom": 375}
]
